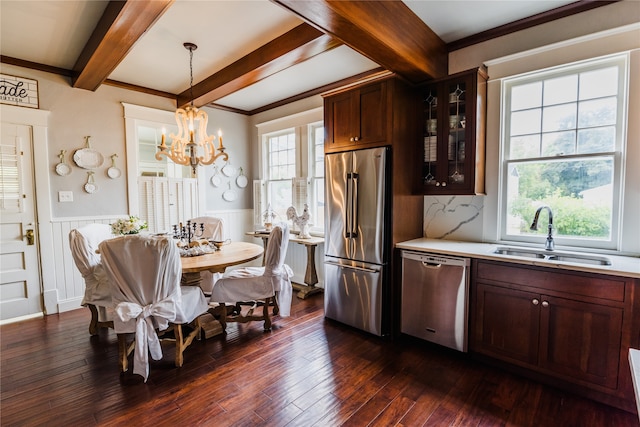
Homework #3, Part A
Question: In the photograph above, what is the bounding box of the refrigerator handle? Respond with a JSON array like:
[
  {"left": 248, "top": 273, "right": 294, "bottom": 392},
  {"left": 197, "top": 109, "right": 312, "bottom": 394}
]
[
  {"left": 325, "top": 260, "right": 379, "bottom": 273},
  {"left": 345, "top": 172, "right": 352, "bottom": 238},
  {"left": 351, "top": 172, "right": 359, "bottom": 238}
]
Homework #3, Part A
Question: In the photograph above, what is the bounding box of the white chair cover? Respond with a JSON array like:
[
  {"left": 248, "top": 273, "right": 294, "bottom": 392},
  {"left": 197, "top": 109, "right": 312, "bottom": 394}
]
[
  {"left": 211, "top": 223, "right": 294, "bottom": 317},
  {"left": 69, "top": 224, "right": 113, "bottom": 310},
  {"left": 99, "top": 234, "right": 209, "bottom": 382},
  {"left": 189, "top": 216, "right": 224, "bottom": 294}
]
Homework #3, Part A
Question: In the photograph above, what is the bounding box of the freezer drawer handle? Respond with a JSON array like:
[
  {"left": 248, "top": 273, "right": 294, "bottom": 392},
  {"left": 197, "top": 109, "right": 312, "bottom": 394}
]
[{"left": 325, "top": 261, "right": 379, "bottom": 273}]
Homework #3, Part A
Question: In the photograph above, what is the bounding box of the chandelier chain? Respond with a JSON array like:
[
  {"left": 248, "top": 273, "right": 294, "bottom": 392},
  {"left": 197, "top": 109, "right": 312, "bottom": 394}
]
[{"left": 189, "top": 46, "right": 194, "bottom": 107}]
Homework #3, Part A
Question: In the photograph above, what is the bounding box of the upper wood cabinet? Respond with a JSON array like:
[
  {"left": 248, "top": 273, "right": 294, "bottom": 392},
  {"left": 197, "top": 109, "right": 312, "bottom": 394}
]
[
  {"left": 420, "top": 67, "right": 487, "bottom": 195},
  {"left": 323, "top": 79, "right": 389, "bottom": 152}
]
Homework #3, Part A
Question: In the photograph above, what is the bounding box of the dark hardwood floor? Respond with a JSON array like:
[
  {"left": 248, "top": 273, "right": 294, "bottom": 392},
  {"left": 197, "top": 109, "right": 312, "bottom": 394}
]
[{"left": 1, "top": 294, "right": 637, "bottom": 427}]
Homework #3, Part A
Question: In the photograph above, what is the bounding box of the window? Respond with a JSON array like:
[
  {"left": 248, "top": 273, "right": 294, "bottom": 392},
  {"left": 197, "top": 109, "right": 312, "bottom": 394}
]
[
  {"left": 309, "top": 122, "right": 325, "bottom": 230},
  {"left": 265, "top": 129, "right": 296, "bottom": 220},
  {"left": 257, "top": 108, "right": 324, "bottom": 234},
  {"left": 500, "top": 55, "right": 627, "bottom": 250}
]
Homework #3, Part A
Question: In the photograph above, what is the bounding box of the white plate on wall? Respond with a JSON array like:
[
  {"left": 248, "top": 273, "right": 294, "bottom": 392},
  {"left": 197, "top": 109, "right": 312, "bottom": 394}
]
[
  {"left": 55, "top": 162, "right": 71, "bottom": 176},
  {"left": 221, "top": 163, "right": 236, "bottom": 177},
  {"left": 73, "top": 148, "right": 104, "bottom": 169},
  {"left": 107, "top": 166, "right": 121, "bottom": 179}
]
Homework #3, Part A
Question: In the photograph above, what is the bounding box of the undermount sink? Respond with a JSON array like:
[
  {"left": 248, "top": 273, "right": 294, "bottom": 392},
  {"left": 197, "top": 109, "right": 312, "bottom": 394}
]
[{"left": 492, "top": 246, "right": 612, "bottom": 266}]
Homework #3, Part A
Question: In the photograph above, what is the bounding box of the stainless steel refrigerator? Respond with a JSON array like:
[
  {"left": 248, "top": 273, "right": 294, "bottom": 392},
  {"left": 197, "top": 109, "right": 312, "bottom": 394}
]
[{"left": 324, "top": 146, "right": 390, "bottom": 336}]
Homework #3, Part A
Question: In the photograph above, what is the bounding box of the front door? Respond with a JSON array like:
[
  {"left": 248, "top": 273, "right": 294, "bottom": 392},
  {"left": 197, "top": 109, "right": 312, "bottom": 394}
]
[{"left": 0, "top": 123, "right": 42, "bottom": 320}]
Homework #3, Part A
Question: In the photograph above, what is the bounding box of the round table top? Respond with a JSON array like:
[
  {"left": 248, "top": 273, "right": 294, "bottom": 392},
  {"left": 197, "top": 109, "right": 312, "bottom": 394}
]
[{"left": 180, "top": 241, "right": 263, "bottom": 274}]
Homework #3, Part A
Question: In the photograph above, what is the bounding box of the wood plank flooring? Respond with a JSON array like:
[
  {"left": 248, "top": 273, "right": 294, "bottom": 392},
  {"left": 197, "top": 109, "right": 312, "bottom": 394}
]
[{"left": 1, "top": 294, "right": 637, "bottom": 426}]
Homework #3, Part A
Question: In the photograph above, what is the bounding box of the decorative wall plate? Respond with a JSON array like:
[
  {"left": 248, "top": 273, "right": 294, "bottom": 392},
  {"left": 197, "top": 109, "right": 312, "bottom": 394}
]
[
  {"left": 210, "top": 166, "right": 221, "bottom": 187},
  {"left": 55, "top": 162, "right": 71, "bottom": 176},
  {"left": 55, "top": 150, "right": 71, "bottom": 176},
  {"left": 73, "top": 136, "right": 104, "bottom": 169},
  {"left": 84, "top": 171, "right": 97, "bottom": 193},
  {"left": 107, "top": 154, "right": 121, "bottom": 179},
  {"left": 221, "top": 162, "right": 236, "bottom": 177},
  {"left": 236, "top": 167, "right": 247, "bottom": 188},
  {"left": 107, "top": 167, "right": 121, "bottom": 179},
  {"left": 222, "top": 182, "right": 236, "bottom": 201}
]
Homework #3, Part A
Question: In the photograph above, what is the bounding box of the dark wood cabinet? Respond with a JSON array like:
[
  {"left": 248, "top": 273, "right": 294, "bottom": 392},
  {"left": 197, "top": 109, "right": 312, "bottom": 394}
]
[
  {"left": 420, "top": 67, "right": 487, "bottom": 195},
  {"left": 324, "top": 79, "right": 388, "bottom": 152},
  {"left": 471, "top": 259, "right": 638, "bottom": 412}
]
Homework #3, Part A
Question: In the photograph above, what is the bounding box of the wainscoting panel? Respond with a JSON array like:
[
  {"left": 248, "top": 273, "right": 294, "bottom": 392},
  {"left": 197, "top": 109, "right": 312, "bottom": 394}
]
[{"left": 50, "top": 217, "right": 119, "bottom": 313}]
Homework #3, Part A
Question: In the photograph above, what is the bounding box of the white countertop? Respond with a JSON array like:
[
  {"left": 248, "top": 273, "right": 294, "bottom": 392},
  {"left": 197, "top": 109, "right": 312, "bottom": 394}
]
[{"left": 396, "top": 238, "right": 640, "bottom": 278}]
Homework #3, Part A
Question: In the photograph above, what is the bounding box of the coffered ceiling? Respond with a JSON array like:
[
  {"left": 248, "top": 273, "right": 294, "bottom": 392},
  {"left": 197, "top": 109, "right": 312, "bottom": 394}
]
[{"left": 0, "top": 0, "right": 612, "bottom": 115}]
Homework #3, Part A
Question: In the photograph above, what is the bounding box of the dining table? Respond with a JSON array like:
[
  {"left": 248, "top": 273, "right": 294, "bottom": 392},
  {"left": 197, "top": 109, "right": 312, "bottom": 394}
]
[{"left": 180, "top": 241, "right": 264, "bottom": 288}]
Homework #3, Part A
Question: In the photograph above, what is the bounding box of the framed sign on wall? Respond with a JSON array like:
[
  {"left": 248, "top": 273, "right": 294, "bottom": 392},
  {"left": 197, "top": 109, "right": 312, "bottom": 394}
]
[{"left": 0, "top": 73, "right": 39, "bottom": 109}]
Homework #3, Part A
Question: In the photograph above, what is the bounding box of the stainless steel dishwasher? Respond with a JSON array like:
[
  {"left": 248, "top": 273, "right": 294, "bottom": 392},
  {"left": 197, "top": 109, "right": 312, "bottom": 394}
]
[{"left": 401, "top": 251, "right": 470, "bottom": 352}]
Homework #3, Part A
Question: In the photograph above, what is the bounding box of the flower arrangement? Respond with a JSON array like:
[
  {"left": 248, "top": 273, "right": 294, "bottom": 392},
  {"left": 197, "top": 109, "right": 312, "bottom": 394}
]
[{"left": 111, "top": 215, "right": 148, "bottom": 235}]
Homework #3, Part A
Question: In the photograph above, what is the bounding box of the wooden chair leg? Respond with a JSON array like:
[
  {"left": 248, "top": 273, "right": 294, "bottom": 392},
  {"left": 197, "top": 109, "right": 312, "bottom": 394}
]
[
  {"left": 174, "top": 325, "right": 184, "bottom": 368},
  {"left": 88, "top": 304, "right": 99, "bottom": 335},
  {"left": 174, "top": 318, "right": 202, "bottom": 368},
  {"left": 263, "top": 298, "right": 271, "bottom": 331},
  {"left": 117, "top": 334, "right": 129, "bottom": 372}
]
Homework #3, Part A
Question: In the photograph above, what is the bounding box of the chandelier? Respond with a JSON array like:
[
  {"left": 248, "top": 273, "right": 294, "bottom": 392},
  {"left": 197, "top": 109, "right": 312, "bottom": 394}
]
[{"left": 156, "top": 42, "right": 228, "bottom": 173}]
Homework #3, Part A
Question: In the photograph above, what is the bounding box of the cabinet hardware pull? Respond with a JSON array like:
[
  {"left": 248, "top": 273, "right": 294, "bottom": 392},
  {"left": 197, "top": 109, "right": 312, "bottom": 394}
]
[
  {"left": 354, "top": 137, "right": 359, "bottom": 141},
  {"left": 350, "top": 137, "right": 354, "bottom": 142},
  {"left": 542, "top": 301, "right": 549, "bottom": 308},
  {"left": 532, "top": 298, "right": 539, "bottom": 305}
]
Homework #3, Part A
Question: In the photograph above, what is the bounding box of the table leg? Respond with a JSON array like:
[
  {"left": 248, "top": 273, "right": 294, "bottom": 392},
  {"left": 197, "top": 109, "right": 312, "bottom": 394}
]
[
  {"left": 181, "top": 271, "right": 202, "bottom": 287},
  {"left": 292, "top": 243, "right": 323, "bottom": 299}
]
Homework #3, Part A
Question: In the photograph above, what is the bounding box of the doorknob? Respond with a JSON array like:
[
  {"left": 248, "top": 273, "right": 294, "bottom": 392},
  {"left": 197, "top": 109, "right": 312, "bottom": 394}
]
[{"left": 26, "top": 229, "right": 35, "bottom": 245}]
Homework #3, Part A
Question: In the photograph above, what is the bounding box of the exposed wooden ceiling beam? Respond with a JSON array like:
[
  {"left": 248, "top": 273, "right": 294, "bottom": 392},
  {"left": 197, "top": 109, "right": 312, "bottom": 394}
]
[
  {"left": 180, "top": 23, "right": 342, "bottom": 108},
  {"left": 271, "top": 0, "right": 447, "bottom": 83},
  {"left": 72, "top": 0, "right": 174, "bottom": 91}
]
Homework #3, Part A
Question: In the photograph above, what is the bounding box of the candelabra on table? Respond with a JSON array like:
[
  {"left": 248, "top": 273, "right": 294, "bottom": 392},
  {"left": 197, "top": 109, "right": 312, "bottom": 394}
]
[{"left": 172, "top": 220, "right": 204, "bottom": 246}]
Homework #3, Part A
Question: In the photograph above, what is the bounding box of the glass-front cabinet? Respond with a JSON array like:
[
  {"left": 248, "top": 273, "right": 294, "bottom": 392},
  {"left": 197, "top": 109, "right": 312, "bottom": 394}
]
[{"left": 421, "top": 67, "right": 487, "bottom": 195}]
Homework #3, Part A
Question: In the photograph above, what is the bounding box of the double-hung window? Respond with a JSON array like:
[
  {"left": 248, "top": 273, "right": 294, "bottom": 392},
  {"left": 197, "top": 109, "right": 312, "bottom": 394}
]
[
  {"left": 501, "top": 54, "right": 628, "bottom": 250},
  {"left": 256, "top": 109, "right": 324, "bottom": 234},
  {"left": 264, "top": 129, "right": 296, "bottom": 221}
]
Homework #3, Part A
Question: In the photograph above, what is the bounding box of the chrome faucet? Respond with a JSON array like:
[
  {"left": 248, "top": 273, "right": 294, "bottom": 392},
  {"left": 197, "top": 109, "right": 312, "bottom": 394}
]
[{"left": 530, "top": 205, "right": 554, "bottom": 251}]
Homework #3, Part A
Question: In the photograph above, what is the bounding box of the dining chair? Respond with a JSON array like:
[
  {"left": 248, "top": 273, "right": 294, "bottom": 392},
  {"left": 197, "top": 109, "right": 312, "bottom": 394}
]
[
  {"left": 99, "top": 234, "right": 209, "bottom": 382},
  {"left": 69, "top": 223, "right": 114, "bottom": 335},
  {"left": 189, "top": 215, "right": 224, "bottom": 294},
  {"left": 210, "top": 223, "right": 293, "bottom": 331}
]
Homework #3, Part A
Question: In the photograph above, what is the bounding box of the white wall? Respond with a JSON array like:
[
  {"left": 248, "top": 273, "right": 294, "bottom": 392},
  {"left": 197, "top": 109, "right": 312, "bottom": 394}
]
[{"left": 423, "top": 2, "right": 640, "bottom": 256}]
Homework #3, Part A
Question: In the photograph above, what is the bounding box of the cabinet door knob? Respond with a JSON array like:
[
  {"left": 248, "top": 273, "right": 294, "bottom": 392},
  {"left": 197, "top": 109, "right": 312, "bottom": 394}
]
[
  {"left": 442, "top": 182, "right": 447, "bottom": 187},
  {"left": 532, "top": 298, "right": 539, "bottom": 305},
  {"left": 542, "top": 301, "right": 549, "bottom": 308},
  {"left": 354, "top": 137, "right": 359, "bottom": 141},
  {"left": 435, "top": 182, "right": 440, "bottom": 187},
  {"left": 350, "top": 137, "right": 354, "bottom": 142}
]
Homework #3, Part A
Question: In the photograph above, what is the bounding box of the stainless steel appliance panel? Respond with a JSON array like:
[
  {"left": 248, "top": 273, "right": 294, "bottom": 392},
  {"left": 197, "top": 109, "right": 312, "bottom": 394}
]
[
  {"left": 324, "top": 257, "right": 383, "bottom": 336},
  {"left": 325, "top": 147, "right": 387, "bottom": 265},
  {"left": 401, "top": 251, "right": 470, "bottom": 352}
]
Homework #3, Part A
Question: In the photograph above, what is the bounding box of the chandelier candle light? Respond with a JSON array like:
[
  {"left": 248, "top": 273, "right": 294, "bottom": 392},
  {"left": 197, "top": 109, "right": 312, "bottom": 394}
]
[{"left": 156, "top": 42, "right": 228, "bottom": 173}]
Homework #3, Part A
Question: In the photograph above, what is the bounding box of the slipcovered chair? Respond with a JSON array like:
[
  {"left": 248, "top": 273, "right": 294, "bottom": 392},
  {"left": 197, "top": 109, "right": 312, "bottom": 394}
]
[
  {"left": 99, "top": 234, "right": 209, "bottom": 382},
  {"left": 69, "top": 223, "right": 114, "bottom": 335},
  {"left": 189, "top": 216, "right": 224, "bottom": 294},
  {"left": 210, "top": 223, "right": 293, "bottom": 331}
]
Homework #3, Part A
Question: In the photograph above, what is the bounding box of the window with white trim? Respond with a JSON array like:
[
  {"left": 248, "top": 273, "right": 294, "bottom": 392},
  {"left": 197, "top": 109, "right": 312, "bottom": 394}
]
[
  {"left": 265, "top": 129, "right": 296, "bottom": 221},
  {"left": 256, "top": 109, "right": 324, "bottom": 234},
  {"left": 500, "top": 54, "right": 627, "bottom": 250}
]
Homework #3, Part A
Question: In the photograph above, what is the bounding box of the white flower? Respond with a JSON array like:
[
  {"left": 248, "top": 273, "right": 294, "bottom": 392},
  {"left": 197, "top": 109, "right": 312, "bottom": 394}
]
[{"left": 111, "top": 215, "right": 148, "bottom": 235}]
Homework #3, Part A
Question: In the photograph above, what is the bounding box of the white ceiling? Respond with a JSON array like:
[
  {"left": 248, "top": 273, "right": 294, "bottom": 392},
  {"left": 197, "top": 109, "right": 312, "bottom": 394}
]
[{"left": 0, "top": 0, "right": 576, "bottom": 113}]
